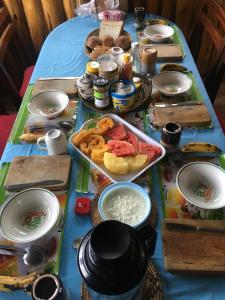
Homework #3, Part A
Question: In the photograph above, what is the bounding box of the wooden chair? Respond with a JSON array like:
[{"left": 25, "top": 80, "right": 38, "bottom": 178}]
[
  {"left": 189, "top": 0, "right": 225, "bottom": 103},
  {"left": 0, "top": 6, "right": 34, "bottom": 111}
]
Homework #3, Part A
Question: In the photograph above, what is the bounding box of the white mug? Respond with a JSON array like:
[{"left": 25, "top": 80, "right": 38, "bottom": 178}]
[{"left": 37, "top": 129, "right": 67, "bottom": 155}]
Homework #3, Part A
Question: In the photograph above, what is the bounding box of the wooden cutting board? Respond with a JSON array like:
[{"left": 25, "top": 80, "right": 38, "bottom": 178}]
[
  {"left": 143, "top": 44, "right": 183, "bottom": 61},
  {"left": 162, "top": 219, "right": 225, "bottom": 274},
  {"left": 153, "top": 104, "right": 211, "bottom": 127},
  {"left": 32, "top": 79, "right": 78, "bottom": 97},
  {"left": 4, "top": 155, "right": 71, "bottom": 191}
]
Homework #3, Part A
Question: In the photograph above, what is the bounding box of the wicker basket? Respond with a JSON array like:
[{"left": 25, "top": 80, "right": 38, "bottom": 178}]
[
  {"left": 84, "top": 28, "right": 131, "bottom": 59},
  {"left": 79, "top": 73, "right": 152, "bottom": 114}
]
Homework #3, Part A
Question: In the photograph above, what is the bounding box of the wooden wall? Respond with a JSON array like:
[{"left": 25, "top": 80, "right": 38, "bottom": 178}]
[{"left": 2, "top": 0, "right": 225, "bottom": 58}]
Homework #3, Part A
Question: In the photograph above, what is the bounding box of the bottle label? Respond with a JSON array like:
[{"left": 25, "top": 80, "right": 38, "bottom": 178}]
[{"left": 95, "top": 97, "right": 110, "bottom": 108}]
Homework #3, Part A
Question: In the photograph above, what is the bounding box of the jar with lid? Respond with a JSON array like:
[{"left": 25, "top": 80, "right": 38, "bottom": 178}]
[
  {"left": 110, "top": 47, "right": 124, "bottom": 65},
  {"left": 93, "top": 77, "right": 110, "bottom": 109},
  {"left": 86, "top": 61, "right": 99, "bottom": 76}
]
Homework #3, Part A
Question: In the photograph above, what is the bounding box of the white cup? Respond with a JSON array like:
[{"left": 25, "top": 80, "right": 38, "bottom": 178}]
[{"left": 37, "top": 129, "right": 67, "bottom": 155}]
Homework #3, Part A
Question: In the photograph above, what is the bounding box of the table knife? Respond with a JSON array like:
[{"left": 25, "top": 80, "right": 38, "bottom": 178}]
[
  {"left": 5, "top": 179, "right": 63, "bottom": 191},
  {"left": 166, "top": 222, "right": 225, "bottom": 234},
  {"left": 155, "top": 101, "right": 202, "bottom": 107}
]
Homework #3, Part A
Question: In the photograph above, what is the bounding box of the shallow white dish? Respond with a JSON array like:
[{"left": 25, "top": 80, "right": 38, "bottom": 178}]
[
  {"left": 0, "top": 188, "right": 60, "bottom": 243},
  {"left": 152, "top": 71, "right": 192, "bottom": 97},
  {"left": 176, "top": 162, "right": 225, "bottom": 209},
  {"left": 98, "top": 182, "right": 151, "bottom": 228},
  {"left": 69, "top": 113, "right": 166, "bottom": 182},
  {"left": 143, "top": 25, "right": 174, "bottom": 42},
  {"left": 28, "top": 90, "right": 69, "bottom": 118}
]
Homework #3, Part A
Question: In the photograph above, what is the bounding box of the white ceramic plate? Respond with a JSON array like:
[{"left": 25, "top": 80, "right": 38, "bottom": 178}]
[
  {"left": 28, "top": 90, "right": 69, "bottom": 118},
  {"left": 0, "top": 188, "right": 60, "bottom": 243},
  {"left": 143, "top": 25, "right": 174, "bottom": 42},
  {"left": 176, "top": 162, "right": 225, "bottom": 209},
  {"left": 69, "top": 113, "right": 166, "bottom": 182},
  {"left": 152, "top": 71, "right": 192, "bottom": 97}
]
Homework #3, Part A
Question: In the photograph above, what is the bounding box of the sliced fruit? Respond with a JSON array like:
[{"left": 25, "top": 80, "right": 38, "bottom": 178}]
[
  {"left": 107, "top": 124, "right": 126, "bottom": 140},
  {"left": 124, "top": 154, "right": 148, "bottom": 171},
  {"left": 103, "top": 152, "right": 129, "bottom": 174},
  {"left": 139, "top": 142, "right": 162, "bottom": 161},
  {"left": 127, "top": 130, "right": 139, "bottom": 153},
  {"left": 97, "top": 117, "right": 114, "bottom": 130},
  {"left": 91, "top": 144, "right": 109, "bottom": 164},
  {"left": 108, "top": 140, "right": 135, "bottom": 157},
  {"left": 181, "top": 142, "right": 222, "bottom": 153}
]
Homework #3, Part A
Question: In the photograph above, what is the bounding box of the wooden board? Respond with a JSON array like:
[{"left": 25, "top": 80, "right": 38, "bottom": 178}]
[
  {"left": 4, "top": 155, "right": 71, "bottom": 191},
  {"left": 162, "top": 219, "right": 225, "bottom": 274},
  {"left": 143, "top": 44, "right": 183, "bottom": 61},
  {"left": 32, "top": 78, "right": 78, "bottom": 97},
  {"left": 153, "top": 104, "right": 211, "bottom": 127}
]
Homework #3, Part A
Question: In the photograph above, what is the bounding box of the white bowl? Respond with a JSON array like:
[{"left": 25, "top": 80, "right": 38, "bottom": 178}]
[
  {"left": 0, "top": 188, "right": 60, "bottom": 243},
  {"left": 28, "top": 90, "right": 69, "bottom": 118},
  {"left": 143, "top": 25, "right": 174, "bottom": 42},
  {"left": 152, "top": 71, "right": 192, "bottom": 97},
  {"left": 176, "top": 162, "right": 225, "bottom": 209},
  {"left": 98, "top": 182, "right": 151, "bottom": 228}
]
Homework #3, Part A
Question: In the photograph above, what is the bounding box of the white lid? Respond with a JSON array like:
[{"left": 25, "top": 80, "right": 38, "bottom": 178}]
[{"left": 131, "top": 42, "right": 139, "bottom": 48}]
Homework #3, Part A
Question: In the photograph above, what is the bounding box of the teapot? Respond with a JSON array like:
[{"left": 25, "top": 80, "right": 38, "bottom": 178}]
[{"left": 77, "top": 220, "right": 157, "bottom": 299}]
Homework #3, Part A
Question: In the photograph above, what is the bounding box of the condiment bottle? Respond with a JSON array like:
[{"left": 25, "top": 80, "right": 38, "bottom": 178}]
[
  {"left": 121, "top": 53, "right": 133, "bottom": 81},
  {"left": 131, "top": 42, "right": 140, "bottom": 73},
  {"left": 86, "top": 61, "right": 99, "bottom": 76},
  {"left": 141, "top": 48, "right": 157, "bottom": 75},
  {"left": 93, "top": 77, "right": 110, "bottom": 109},
  {"left": 134, "top": 7, "right": 145, "bottom": 29}
]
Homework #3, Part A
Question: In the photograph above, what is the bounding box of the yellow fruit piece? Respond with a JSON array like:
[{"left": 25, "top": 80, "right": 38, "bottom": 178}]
[
  {"left": 124, "top": 154, "right": 148, "bottom": 171},
  {"left": 91, "top": 145, "right": 109, "bottom": 164},
  {"left": 103, "top": 152, "right": 129, "bottom": 174}
]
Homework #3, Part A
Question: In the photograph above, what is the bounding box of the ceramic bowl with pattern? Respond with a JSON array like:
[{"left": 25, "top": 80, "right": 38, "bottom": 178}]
[
  {"left": 0, "top": 188, "right": 61, "bottom": 243},
  {"left": 176, "top": 162, "right": 225, "bottom": 209}
]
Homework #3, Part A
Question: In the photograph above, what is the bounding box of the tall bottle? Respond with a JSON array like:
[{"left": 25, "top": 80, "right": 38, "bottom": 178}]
[
  {"left": 121, "top": 53, "right": 133, "bottom": 81},
  {"left": 131, "top": 42, "right": 140, "bottom": 74}
]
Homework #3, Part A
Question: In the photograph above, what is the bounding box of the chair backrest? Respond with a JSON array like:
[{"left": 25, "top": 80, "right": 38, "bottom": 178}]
[
  {"left": 0, "top": 6, "right": 34, "bottom": 109},
  {"left": 189, "top": 0, "right": 225, "bottom": 88}
]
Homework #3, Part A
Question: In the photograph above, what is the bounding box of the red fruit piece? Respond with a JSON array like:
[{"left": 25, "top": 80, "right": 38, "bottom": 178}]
[
  {"left": 107, "top": 124, "right": 126, "bottom": 140},
  {"left": 127, "top": 130, "right": 139, "bottom": 153},
  {"left": 108, "top": 140, "right": 135, "bottom": 157},
  {"left": 138, "top": 142, "right": 162, "bottom": 161}
]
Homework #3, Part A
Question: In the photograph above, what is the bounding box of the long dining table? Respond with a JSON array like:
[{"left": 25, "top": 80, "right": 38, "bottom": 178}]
[{"left": 1, "top": 14, "right": 225, "bottom": 300}]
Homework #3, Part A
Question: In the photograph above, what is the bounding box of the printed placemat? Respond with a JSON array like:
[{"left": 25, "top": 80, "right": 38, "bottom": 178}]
[{"left": 81, "top": 261, "right": 163, "bottom": 300}]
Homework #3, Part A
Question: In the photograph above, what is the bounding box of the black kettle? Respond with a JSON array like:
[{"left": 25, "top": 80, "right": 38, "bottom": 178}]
[{"left": 77, "top": 220, "right": 157, "bottom": 299}]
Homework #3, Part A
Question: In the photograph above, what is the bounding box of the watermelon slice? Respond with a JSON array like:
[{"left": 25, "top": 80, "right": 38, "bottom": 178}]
[
  {"left": 138, "top": 142, "right": 162, "bottom": 161},
  {"left": 127, "top": 130, "right": 139, "bottom": 153},
  {"left": 107, "top": 124, "right": 126, "bottom": 140},
  {"left": 108, "top": 140, "right": 135, "bottom": 157}
]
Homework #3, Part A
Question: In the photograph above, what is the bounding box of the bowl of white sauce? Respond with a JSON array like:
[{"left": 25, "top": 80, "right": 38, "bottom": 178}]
[{"left": 98, "top": 182, "right": 151, "bottom": 228}]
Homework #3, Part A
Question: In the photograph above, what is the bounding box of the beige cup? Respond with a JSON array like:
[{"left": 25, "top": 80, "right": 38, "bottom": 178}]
[{"left": 37, "top": 129, "right": 67, "bottom": 155}]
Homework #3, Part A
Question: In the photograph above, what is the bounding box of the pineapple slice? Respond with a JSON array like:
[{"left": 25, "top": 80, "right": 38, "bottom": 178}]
[
  {"left": 103, "top": 152, "right": 129, "bottom": 174},
  {"left": 124, "top": 154, "right": 148, "bottom": 171}
]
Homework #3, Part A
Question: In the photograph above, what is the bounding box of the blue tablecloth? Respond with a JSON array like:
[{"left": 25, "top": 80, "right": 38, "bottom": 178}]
[{"left": 1, "top": 14, "right": 225, "bottom": 300}]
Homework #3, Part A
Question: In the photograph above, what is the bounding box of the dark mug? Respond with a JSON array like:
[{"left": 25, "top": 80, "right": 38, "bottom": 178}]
[
  {"left": 160, "top": 122, "right": 182, "bottom": 153},
  {"left": 27, "top": 274, "right": 69, "bottom": 300},
  {"left": 134, "top": 7, "right": 145, "bottom": 29}
]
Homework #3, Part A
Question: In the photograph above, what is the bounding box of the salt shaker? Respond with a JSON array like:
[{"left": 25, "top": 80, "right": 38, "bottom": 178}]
[{"left": 141, "top": 47, "right": 157, "bottom": 75}]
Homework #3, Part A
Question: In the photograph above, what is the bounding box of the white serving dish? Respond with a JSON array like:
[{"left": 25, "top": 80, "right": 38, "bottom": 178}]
[
  {"left": 28, "top": 90, "right": 69, "bottom": 118},
  {"left": 176, "top": 162, "right": 225, "bottom": 210},
  {"left": 143, "top": 24, "right": 174, "bottom": 42},
  {"left": 69, "top": 113, "right": 166, "bottom": 182},
  {"left": 0, "top": 188, "right": 61, "bottom": 243},
  {"left": 152, "top": 71, "right": 192, "bottom": 97}
]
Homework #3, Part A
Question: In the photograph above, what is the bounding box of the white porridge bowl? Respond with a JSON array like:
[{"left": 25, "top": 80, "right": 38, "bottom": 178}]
[
  {"left": 176, "top": 162, "right": 225, "bottom": 210},
  {"left": 28, "top": 90, "right": 69, "bottom": 118},
  {"left": 152, "top": 71, "right": 192, "bottom": 97},
  {"left": 0, "top": 188, "right": 61, "bottom": 243},
  {"left": 98, "top": 182, "right": 151, "bottom": 228},
  {"left": 143, "top": 24, "right": 174, "bottom": 42}
]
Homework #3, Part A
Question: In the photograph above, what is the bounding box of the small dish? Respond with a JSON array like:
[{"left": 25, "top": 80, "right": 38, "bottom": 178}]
[
  {"left": 98, "top": 182, "right": 151, "bottom": 227},
  {"left": 143, "top": 25, "right": 174, "bottom": 43},
  {"left": 28, "top": 90, "right": 69, "bottom": 118},
  {"left": 176, "top": 162, "right": 225, "bottom": 209},
  {"left": 152, "top": 71, "right": 192, "bottom": 97},
  {"left": 0, "top": 188, "right": 61, "bottom": 243}
]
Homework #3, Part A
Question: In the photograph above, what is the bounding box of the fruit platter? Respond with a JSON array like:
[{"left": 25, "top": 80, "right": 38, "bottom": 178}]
[{"left": 69, "top": 114, "right": 165, "bottom": 182}]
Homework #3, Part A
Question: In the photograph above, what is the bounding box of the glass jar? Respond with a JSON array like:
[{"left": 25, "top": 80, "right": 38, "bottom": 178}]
[{"left": 93, "top": 77, "right": 110, "bottom": 109}]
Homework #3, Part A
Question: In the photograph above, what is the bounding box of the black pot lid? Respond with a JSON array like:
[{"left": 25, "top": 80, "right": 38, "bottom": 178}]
[{"left": 77, "top": 220, "right": 149, "bottom": 295}]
